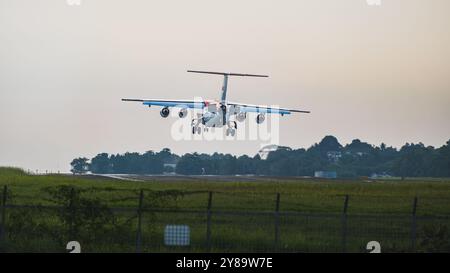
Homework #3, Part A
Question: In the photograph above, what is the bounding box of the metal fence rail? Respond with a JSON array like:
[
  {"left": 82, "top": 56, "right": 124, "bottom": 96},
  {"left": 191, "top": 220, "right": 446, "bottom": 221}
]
[{"left": 1, "top": 186, "right": 450, "bottom": 253}]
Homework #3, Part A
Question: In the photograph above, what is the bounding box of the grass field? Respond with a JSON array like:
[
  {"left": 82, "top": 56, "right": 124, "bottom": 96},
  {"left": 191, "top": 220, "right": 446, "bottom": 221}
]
[{"left": 1, "top": 167, "right": 450, "bottom": 253}]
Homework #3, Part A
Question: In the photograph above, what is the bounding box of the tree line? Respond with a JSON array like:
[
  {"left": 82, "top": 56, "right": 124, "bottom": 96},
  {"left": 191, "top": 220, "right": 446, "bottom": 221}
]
[{"left": 70, "top": 136, "right": 450, "bottom": 178}]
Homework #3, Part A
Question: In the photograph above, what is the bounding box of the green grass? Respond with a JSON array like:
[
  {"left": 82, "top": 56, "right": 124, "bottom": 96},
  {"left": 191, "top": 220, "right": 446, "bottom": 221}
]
[
  {"left": 1, "top": 167, "right": 450, "bottom": 253},
  {"left": 1, "top": 167, "right": 450, "bottom": 215}
]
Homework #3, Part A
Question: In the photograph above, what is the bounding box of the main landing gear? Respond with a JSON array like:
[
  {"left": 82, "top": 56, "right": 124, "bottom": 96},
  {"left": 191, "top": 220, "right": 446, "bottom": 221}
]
[
  {"left": 191, "top": 118, "right": 202, "bottom": 135},
  {"left": 225, "top": 121, "right": 237, "bottom": 137},
  {"left": 191, "top": 119, "right": 237, "bottom": 136},
  {"left": 192, "top": 126, "right": 202, "bottom": 134}
]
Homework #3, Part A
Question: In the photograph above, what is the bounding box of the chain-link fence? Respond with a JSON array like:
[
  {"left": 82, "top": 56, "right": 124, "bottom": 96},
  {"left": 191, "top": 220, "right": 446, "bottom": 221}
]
[{"left": 1, "top": 185, "right": 450, "bottom": 253}]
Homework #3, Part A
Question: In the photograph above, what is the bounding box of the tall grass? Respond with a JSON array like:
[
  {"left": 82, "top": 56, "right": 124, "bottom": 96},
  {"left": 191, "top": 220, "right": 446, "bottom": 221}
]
[
  {"left": 1, "top": 167, "right": 450, "bottom": 215},
  {"left": 1, "top": 167, "right": 450, "bottom": 252}
]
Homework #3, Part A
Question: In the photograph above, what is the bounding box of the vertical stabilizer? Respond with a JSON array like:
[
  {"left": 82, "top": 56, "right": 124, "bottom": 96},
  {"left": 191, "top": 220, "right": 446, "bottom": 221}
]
[{"left": 187, "top": 70, "right": 268, "bottom": 104}]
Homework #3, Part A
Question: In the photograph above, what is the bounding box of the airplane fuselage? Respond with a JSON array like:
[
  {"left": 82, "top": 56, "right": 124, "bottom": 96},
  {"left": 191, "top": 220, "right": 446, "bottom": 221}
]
[{"left": 122, "top": 70, "right": 310, "bottom": 136}]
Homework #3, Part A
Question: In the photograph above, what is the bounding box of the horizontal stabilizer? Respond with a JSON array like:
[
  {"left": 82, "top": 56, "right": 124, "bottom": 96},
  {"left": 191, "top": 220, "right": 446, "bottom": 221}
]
[{"left": 187, "top": 70, "right": 268, "bottom": 78}]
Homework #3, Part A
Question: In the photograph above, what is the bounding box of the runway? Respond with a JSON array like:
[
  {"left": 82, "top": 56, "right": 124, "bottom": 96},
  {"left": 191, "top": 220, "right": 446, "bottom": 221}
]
[{"left": 90, "top": 174, "right": 315, "bottom": 182}]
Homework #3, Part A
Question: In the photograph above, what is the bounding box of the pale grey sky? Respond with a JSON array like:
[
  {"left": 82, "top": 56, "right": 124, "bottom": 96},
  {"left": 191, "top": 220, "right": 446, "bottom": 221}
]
[{"left": 1, "top": 0, "right": 449, "bottom": 172}]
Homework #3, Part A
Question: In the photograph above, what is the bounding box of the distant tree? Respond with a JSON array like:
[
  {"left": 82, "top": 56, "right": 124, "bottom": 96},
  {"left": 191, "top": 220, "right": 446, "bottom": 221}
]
[
  {"left": 70, "top": 158, "right": 89, "bottom": 175},
  {"left": 393, "top": 143, "right": 435, "bottom": 179},
  {"left": 315, "top": 135, "right": 342, "bottom": 152},
  {"left": 345, "top": 139, "right": 374, "bottom": 154},
  {"left": 236, "top": 155, "right": 258, "bottom": 175},
  {"left": 157, "top": 148, "right": 179, "bottom": 164},
  {"left": 90, "top": 153, "right": 111, "bottom": 174},
  {"left": 70, "top": 137, "right": 450, "bottom": 178},
  {"left": 176, "top": 153, "right": 208, "bottom": 175},
  {"left": 141, "top": 150, "right": 165, "bottom": 174},
  {"left": 436, "top": 140, "right": 450, "bottom": 177}
]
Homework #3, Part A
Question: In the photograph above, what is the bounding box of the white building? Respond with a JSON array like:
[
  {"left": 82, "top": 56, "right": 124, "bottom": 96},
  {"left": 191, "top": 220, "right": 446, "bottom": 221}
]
[{"left": 314, "top": 171, "right": 337, "bottom": 179}]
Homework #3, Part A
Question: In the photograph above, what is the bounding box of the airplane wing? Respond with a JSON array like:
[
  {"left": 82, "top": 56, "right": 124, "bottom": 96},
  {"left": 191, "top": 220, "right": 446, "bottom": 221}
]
[
  {"left": 227, "top": 102, "right": 310, "bottom": 115},
  {"left": 122, "top": 99, "right": 206, "bottom": 109}
]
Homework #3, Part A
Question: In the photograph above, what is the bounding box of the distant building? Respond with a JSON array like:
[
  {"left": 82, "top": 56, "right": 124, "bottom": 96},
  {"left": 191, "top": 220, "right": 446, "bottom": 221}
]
[
  {"left": 370, "top": 173, "right": 392, "bottom": 179},
  {"left": 326, "top": 151, "right": 342, "bottom": 163},
  {"left": 163, "top": 163, "right": 177, "bottom": 174},
  {"left": 314, "top": 171, "right": 337, "bottom": 179},
  {"left": 344, "top": 151, "right": 368, "bottom": 157}
]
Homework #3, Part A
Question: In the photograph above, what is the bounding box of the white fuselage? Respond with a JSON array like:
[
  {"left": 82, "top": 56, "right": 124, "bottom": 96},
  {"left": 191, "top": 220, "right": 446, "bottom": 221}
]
[{"left": 201, "top": 102, "right": 227, "bottom": 128}]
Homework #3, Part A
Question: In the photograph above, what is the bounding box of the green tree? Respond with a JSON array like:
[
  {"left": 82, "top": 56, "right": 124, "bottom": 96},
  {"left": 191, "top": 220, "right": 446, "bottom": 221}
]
[
  {"left": 90, "top": 153, "right": 111, "bottom": 174},
  {"left": 70, "top": 158, "right": 89, "bottom": 175},
  {"left": 71, "top": 137, "right": 450, "bottom": 178}
]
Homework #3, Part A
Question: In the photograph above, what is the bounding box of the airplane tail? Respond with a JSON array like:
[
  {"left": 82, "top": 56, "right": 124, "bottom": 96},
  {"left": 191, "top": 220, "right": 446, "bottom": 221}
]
[
  {"left": 187, "top": 70, "right": 268, "bottom": 103},
  {"left": 187, "top": 70, "right": 268, "bottom": 78}
]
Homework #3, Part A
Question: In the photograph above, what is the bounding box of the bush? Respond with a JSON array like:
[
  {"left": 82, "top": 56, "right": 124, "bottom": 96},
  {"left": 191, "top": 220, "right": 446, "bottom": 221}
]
[{"left": 418, "top": 224, "right": 450, "bottom": 253}]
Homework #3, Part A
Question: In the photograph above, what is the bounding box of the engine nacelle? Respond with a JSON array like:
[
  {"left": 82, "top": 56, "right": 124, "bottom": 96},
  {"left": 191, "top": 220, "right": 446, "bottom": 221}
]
[
  {"left": 256, "top": 113, "right": 265, "bottom": 124},
  {"left": 160, "top": 107, "right": 170, "bottom": 118},
  {"left": 236, "top": 112, "right": 246, "bottom": 122},
  {"left": 178, "top": 108, "right": 187, "bottom": 118}
]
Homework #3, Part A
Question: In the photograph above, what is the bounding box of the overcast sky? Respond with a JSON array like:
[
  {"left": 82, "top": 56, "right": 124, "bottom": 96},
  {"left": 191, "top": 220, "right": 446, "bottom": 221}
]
[{"left": 1, "top": 0, "right": 449, "bottom": 172}]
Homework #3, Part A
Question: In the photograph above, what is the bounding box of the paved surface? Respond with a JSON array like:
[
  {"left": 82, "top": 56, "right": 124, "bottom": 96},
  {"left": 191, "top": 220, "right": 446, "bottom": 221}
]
[{"left": 90, "top": 174, "right": 316, "bottom": 182}]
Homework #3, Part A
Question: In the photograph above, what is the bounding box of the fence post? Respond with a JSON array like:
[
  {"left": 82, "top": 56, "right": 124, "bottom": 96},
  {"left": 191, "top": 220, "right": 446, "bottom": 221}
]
[
  {"left": 136, "top": 189, "right": 144, "bottom": 253},
  {"left": 206, "top": 191, "right": 213, "bottom": 252},
  {"left": 411, "top": 196, "right": 418, "bottom": 252},
  {"left": 274, "top": 193, "right": 281, "bottom": 250},
  {"left": 341, "top": 195, "right": 349, "bottom": 253},
  {"left": 0, "top": 185, "right": 7, "bottom": 248}
]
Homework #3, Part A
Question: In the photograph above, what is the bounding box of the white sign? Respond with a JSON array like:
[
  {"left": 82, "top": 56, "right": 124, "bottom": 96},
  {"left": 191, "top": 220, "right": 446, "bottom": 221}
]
[{"left": 164, "top": 225, "right": 190, "bottom": 246}]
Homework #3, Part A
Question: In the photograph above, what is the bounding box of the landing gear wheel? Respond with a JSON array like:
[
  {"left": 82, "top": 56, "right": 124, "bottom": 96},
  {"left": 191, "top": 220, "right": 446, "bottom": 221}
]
[
  {"left": 230, "top": 129, "right": 236, "bottom": 137},
  {"left": 225, "top": 128, "right": 230, "bottom": 136},
  {"left": 197, "top": 127, "right": 202, "bottom": 134},
  {"left": 192, "top": 127, "right": 195, "bottom": 134}
]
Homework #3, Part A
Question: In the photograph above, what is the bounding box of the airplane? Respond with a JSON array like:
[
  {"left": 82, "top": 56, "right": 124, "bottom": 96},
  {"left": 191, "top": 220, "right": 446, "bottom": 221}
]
[{"left": 122, "top": 70, "right": 310, "bottom": 136}]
